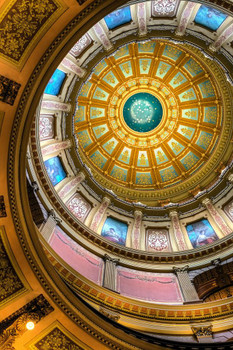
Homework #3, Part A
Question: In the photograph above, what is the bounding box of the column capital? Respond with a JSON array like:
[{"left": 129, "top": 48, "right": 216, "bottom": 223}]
[
  {"left": 173, "top": 265, "right": 189, "bottom": 274},
  {"left": 31, "top": 181, "right": 39, "bottom": 192},
  {"left": 104, "top": 254, "right": 119, "bottom": 265},
  {"left": 201, "top": 197, "right": 211, "bottom": 206},
  {"left": 48, "top": 209, "right": 62, "bottom": 224},
  {"left": 228, "top": 173, "right": 233, "bottom": 183},
  {"left": 134, "top": 210, "right": 143, "bottom": 218},
  {"left": 102, "top": 196, "right": 111, "bottom": 205},
  {"left": 169, "top": 209, "right": 178, "bottom": 218}
]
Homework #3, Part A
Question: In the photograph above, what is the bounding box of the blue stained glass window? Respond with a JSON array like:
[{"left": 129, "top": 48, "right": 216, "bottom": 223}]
[
  {"left": 194, "top": 5, "right": 227, "bottom": 31},
  {"left": 44, "top": 156, "right": 66, "bottom": 186},
  {"left": 104, "top": 7, "right": 131, "bottom": 30},
  {"left": 44, "top": 69, "right": 66, "bottom": 96}
]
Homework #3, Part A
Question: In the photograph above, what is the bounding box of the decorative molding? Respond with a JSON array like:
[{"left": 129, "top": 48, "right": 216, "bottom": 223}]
[
  {"left": 191, "top": 325, "right": 213, "bottom": 342},
  {"left": 0, "top": 226, "right": 26, "bottom": 307},
  {"left": 137, "top": 2, "right": 147, "bottom": 36},
  {"left": 176, "top": 2, "right": 196, "bottom": 36},
  {"left": 0, "top": 0, "right": 66, "bottom": 67},
  {"left": 28, "top": 321, "right": 91, "bottom": 350},
  {"left": 92, "top": 23, "right": 112, "bottom": 51},
  {"left": 0, "top": 196, "right": 6, "bottom": 217},
  {"left": 0, "top": 75, "right": 20, "bottom": 105},
  {"left": 0, "top": 294, "right": 53, "bottom": 350},
  {"left": 152, "top": 0, "right": 180, "bottom": 17},
  {"left": 99, "top": 307, "right": 120, "bottom": 322},
  {"left": 41, "top": 101, "right": 71, "bottom": 112}
]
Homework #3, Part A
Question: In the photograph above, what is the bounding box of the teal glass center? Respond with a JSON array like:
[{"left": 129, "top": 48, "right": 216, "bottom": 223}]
[{"left": 123, "top": 93, "right": 163, "bottom": 132}]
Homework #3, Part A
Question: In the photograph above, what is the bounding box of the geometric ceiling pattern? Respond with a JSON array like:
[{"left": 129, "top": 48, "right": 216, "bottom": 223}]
[{"left": 74, "top": 40, "right": 221, "bottom": 190}]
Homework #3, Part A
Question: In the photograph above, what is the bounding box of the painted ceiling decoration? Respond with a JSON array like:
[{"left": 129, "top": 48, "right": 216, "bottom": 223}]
[{"left": 74, "top": 40, "right": 222, "bottom": 195}]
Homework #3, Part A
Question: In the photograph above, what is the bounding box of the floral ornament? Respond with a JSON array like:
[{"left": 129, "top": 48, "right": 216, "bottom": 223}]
[{"left": 0, "top": 0, "right": 58, "bottom": 62}]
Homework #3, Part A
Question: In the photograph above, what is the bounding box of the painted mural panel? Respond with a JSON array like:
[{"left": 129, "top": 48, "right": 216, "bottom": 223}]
[
  {"left": 169, "top": 72, "right": 187, "bottom": 88},
  {"left": 118, "top": 147, "right": 131, "bottom": 164},
  {"left": 111, "top": 166, "right": 127, "bottom": 182},
  {"left": 77, "top": 130, "right": 92, "bottom": 148},
  {"left": 93, "top": 87, "right": 109, "bottom": 101},
  {"left": 93, "top": 60, "right": 107, "bottom": 75},
  {"left": 74, "top": 105, "right": 86, "bottom": 123},
  {"left": 44, "top": 69, "right": 66, "bottom": 96},
  {"left": 44, "top": 156, "right": 66, "bottom": 186},
  {"left": 183, "top": 58, "right": 203, "bottom": 77},
  {"left": 146, "top": 228, "right": 171, "bottom": 252},
  {"left": 203, "top": 106, "right": 217, "bottom": 124},
  {"left": 194, "top": 5, "right": 227, "bottom": 31},
  {"left": 66, "top": 193, "right": 91, "bottom": 223},
  {"left": 39, "top": 115, "right": 54, "bottom": 141},
  {"left": 223, "top": 200, "right": 233, "bottom": 222},
  {"left": 196, "top": 131, "right": 213, "bottom": 150},
  {"left": 186, "top": 218, "right": 219, "bottom": 249},
  {"left": 104, "top": 7, "right": 131, "bottom": 30},
  {"left": 179, "top": 88, "right": 196, "bottom": 102},
  {"left": 103, "top": 71, "right": 119, "bottom": 87},
  {"left": 136, "top": 172, "right": 152, "bottom": 185},
  {"left": 198, "top": 80, "right": 215, "bottom": 99},
  {"left": 154, "top": 147, "right": 168, "bottom": 165},
  {"left": 119, "top": 61, "right": 133, "bottom": 78},
  {"left": 49, "top": 227, "right": 103, "bottom": 284},
  {"left": 102, "top": 137, "right": 118, "bottom": 155},
  {"left": 162, "top": 45, "right": 182, "bottom": 61},
  {"left": 79, "top": 81, "right": 92, "bottom": 97},
  {"left": 138, "top": 41, "right": 156, "bottom": 53},
  {"left": 180, "top": 152, "right": 199, "bottom": 170},
  {"left": 155, "top": 61, "right": 172, "bottom": 79},
  {"left": 177, "top": 125, "right": 195, "bottom": 140},
  {"left": 90, "top": 151, "right": 107, "bottom": 169},
  {"left": 160, "top": 166, "right": 178, "bottom": 182},
  {"left": 114, "top": 45, "right": 129, "bottom": 59},
  {"left": 101, "top": 217, "right": 128, "bottom": 245},
  {"left": 117, "top": 267, "right": 183, "bottom": 303},
  {"left": 90, "top": 107, "right": 105, "bottom": 119},
  {"left": 181, "top": 108, "right": 198, "bottom": 120}
]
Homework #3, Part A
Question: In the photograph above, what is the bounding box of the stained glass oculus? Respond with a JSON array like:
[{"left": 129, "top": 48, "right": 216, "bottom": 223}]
[{"left": 123, "top": 93, "right": 163, "bottom": 132}]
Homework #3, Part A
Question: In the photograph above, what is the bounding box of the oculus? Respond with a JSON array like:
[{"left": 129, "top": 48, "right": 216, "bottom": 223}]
[{"left": 123, "top": 92, "right": 163, "bottom": 133}]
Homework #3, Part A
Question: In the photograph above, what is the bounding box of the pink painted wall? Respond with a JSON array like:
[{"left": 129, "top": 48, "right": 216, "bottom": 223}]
[
  {"left": 49, "top": 227, "right": 103, "bottom": 285},
  {"left": 117, "top": 267, "right": 183, "bottom": 303}
]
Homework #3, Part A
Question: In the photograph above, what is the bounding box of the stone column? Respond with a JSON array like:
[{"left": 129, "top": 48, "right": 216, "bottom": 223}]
[
  {"left": 103, "top": 254, "right": 119, "bottom": 292},
  {"left": 41, "top": 139, "right": 71, "bottom": 157},
  {"left": 202, "top": 198, "right": 232, "bottom": 236},
  {"left": 41, "top": 100, "right": 71, "bottom": 112},
  {"left": 57, "top": 172, "right": 85, "bottom": 200},
  {"left": 169, "top": 210, "right": 187, "bottom": 251},
  {"left": 92, "top": 23, "right": 112, "bottom": 51},
  {"left": 131, "top": 210, "right": 142, "bottom": 249},
  {"left": 137, "top": 2, "right": 147, "bottom": 36},
  {"left": 40, "top": 210, "right": 61, "bottom": 242},
  {"left": 90, "top": 197, "right": 110, "bottom": 231},
  {"left": 209, "top": 22, "right": 233, "bottom": 52},
  {"left": 61, "top": 57, "right": 86, "bottom": 77},
  {"left": 176, "top": 2, "right": 196, "bottom": 36},
  {"left": 174, "top": 266, "right": 200, "bottom": 303}
]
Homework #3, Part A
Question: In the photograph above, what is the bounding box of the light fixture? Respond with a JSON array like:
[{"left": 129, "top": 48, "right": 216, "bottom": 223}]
[{"left": 26, "top": 321, "right": 35, "bottom": 331}]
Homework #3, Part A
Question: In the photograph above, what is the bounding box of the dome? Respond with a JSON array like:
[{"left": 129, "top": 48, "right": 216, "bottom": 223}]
[{"left": 3, "top": 0, "right": 233, "bottom": 349}]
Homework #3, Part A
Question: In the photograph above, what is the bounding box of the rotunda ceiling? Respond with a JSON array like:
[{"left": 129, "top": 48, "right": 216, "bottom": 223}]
[{"left": 74, "top": 39, "right": 230, "bottom": 202}]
